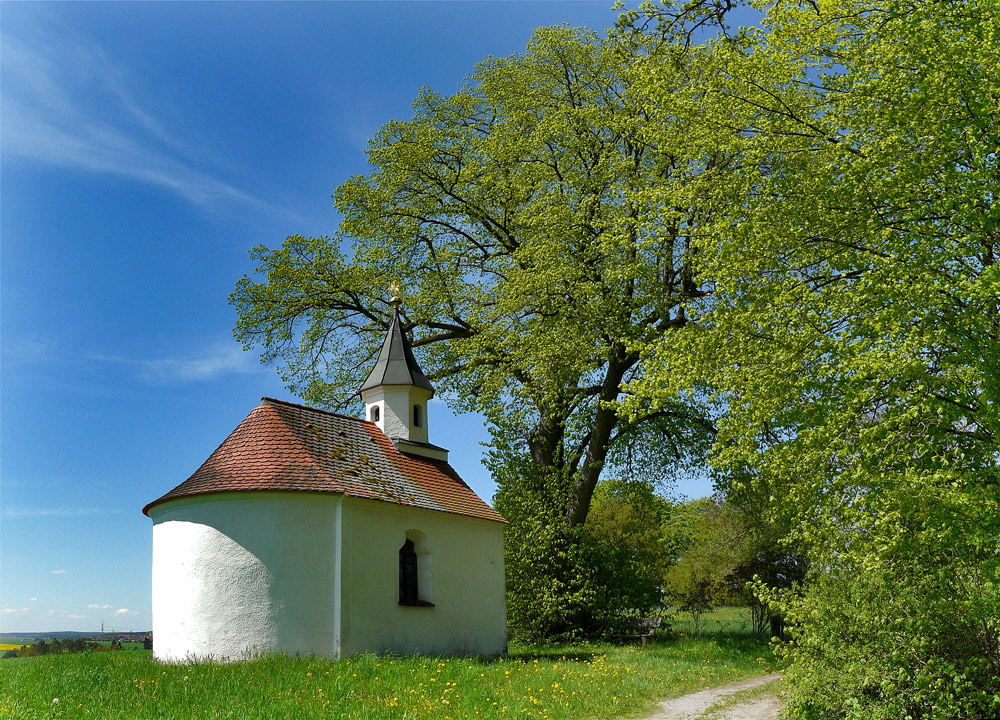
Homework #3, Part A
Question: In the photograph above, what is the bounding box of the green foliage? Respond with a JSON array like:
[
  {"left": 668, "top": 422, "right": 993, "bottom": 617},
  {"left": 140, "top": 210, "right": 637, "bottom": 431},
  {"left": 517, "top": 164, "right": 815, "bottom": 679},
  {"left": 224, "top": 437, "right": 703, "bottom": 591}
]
[
  {"left": 0, "top": 634, "right": 774, "bottom": 719},
  {"left": 232, "top": 24, "right": 717, "bottom": 537},
  {"left": 765, "top": 558, "right": 999, "bottom": 720},
  {"left": 674, "top": 571, "right": 715, "bottom": 638},
  {"left": 494, "top": 456, "right": 662, "bottom": 640},
  {"left": 662, "top": 500, "right": 731, "bottom": 618},
  {"left": 586, "top": 479, "right": 678, "bottom": 582},
  {"left": 661, "top": 498, "right": 805, "bottom": 636},
  {"left": 625, "top": 0, "right": 1000, "bottom": 716}
]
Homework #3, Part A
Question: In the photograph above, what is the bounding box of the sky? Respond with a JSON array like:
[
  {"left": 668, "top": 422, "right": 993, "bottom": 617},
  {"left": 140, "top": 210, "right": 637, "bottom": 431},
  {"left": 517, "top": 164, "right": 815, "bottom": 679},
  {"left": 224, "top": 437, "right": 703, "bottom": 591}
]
[{"left": 1, "top": 0, "right": 716, "bottom": 634}]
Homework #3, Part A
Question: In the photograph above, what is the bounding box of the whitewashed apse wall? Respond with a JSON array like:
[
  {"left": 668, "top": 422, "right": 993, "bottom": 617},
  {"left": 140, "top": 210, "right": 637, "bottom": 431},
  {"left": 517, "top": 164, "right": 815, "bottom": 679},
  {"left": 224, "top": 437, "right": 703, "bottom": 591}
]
[
  {"left": 150, "top": 492, "right": 342, "bottom": 662},
  {"left": 150, "top": 490, "right": 505, "bottom": 661}
]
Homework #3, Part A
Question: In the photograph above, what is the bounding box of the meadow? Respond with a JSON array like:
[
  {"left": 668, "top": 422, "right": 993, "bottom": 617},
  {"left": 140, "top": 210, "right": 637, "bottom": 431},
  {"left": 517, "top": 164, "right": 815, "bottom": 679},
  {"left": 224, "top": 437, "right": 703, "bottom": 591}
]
[{"left": 0, "top": 610, "right": 775, "bottom": 719}]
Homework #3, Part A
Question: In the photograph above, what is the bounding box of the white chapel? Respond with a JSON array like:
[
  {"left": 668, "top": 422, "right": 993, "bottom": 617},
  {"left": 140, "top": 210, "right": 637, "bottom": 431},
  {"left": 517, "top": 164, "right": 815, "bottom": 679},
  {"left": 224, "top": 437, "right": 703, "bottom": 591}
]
[{"left": 144, "top": 308, "right": 507, "bottom": 661}]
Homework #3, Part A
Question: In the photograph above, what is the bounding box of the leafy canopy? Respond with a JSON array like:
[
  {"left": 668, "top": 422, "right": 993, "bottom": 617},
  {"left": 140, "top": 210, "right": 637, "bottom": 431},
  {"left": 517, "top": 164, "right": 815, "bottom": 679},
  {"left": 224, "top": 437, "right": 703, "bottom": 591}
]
[
  {"left": 233, "top": 25, "right": 719, "bottom": 530},
  {"left": 625, "top": 0, "right": 999, "bottom": 716}
]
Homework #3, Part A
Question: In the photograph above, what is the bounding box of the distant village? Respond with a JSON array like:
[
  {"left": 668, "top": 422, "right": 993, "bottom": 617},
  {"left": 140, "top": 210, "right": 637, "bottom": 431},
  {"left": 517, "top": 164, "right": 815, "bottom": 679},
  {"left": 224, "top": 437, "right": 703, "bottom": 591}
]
[{"left": 1, "top": 631, "right": 151, "bottom": 659}]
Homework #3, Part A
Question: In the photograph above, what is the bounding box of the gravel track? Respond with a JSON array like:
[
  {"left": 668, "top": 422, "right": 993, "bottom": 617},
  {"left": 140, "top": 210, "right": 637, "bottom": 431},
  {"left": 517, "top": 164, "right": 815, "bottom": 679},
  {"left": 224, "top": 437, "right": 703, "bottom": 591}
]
[{"left": 638, "top": 673, "right": 782, "bottom": 720}]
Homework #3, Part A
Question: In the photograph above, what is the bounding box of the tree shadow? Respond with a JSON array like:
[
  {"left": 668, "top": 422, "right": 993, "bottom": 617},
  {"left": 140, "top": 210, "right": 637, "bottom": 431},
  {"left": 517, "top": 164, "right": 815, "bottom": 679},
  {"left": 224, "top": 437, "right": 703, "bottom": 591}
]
[{"left": 508, "top": 649, "right": 598, "bottom": 663}]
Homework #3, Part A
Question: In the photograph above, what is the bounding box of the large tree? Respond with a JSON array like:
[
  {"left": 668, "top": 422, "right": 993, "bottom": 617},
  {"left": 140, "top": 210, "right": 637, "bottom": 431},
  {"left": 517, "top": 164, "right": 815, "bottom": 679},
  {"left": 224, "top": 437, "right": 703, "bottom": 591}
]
[
  {"left": 233, "top": 26, "right": 718, "bottom": 531},
  {"left": 629, "top": 1, "right": 999, "bottom": 716}
]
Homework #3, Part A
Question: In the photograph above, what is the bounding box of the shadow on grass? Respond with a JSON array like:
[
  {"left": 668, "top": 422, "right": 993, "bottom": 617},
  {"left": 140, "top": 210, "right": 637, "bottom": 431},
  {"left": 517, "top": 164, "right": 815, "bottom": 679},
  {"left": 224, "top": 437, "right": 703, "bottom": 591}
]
[{"left": 508, "top": 649, "right": 598, "bottom": 663}]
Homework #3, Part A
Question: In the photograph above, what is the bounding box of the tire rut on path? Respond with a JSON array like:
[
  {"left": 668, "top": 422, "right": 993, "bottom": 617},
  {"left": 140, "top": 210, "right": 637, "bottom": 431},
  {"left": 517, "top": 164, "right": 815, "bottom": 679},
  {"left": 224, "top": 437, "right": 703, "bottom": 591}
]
[{"left": 638, "top": 673, "right": 782, "bottom": 720}]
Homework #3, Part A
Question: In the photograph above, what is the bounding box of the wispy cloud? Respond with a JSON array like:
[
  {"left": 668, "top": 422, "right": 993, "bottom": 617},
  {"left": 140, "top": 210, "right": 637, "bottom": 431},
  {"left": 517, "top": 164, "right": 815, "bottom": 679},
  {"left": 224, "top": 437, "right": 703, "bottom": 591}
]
[
  {"left": 89, "top": 337, "right": 263, "bottom": 383},
  {"left": 3, "top": 336, "right": 57, "bottom": 366},
  {"left": 139, "top": 340, "right": 263, "bottom": 382},
  {"left": 51, "top": 570, "right": 67, "bottom": 575},
  {"left": 0, "top": 9, "right": 274, "bottom": 216},
  {"left": 2, "top": 606, "right": 30, "bottom": 615},
  {"left": 114, "top": 608, "right": 138, "bottom": 616},
  {"left": 88, "top": 604, "right": 113, "bottom": 610}
]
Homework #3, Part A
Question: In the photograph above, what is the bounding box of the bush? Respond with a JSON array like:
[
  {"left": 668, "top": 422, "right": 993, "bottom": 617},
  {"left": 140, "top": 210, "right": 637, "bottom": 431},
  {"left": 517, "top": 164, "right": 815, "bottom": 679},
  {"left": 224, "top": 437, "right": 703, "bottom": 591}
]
[
  {"left": 494, "top": 459, "right": 661, "bottom": 641},
  {"left": 502, "top": 515, "right": 661, "bottom": 641}
]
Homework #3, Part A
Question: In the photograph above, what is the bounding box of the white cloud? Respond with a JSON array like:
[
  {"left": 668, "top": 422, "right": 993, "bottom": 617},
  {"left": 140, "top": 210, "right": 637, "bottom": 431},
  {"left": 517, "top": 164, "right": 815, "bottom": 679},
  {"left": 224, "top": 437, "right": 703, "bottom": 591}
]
[
  {"left": 4, "top": 336, "right": 57, "bottom": 366},
  {"left": 30, "top": 597, "right": 38, "bottom": 602},
  {"left": 114, "top": 608, "right": 138, "bottom": 616},
  {"left": 66, "top": 614, "right": 87, "bottom": 620},
  {"left": 140, "top": 340, "right": 262, "bottom": 382},
  {"left": 2, "top": 606, "right": 30, "bottom": 615},
  {"left": 51, "top": 569, "right": 67, "bottom": 575},
  {"left": 89, "top": 338, "right": 263, "bottom": 384},
  {"left": 0, "top": 10, "right": 275, "bottom": 217},
  {"left": 88, "top": 604, "right": 113, "bottom": 610}
]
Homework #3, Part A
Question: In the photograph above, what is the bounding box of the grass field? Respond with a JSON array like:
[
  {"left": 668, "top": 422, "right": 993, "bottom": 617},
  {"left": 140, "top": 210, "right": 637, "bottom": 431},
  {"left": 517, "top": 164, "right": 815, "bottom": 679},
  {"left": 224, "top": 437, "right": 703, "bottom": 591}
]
[
  {"left": 668, "top": 606, "right": 762, "bottom": 637},
  {"left": 0, "top": 610, "right": 775, "bottom": 719}
]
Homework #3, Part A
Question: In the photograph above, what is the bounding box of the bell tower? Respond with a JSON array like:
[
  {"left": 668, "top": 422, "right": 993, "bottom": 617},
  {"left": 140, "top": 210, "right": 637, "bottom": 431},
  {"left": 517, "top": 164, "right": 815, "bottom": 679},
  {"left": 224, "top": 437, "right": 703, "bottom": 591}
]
[{"left": 359, "top": 301, "right": 447, "bottom": 461}]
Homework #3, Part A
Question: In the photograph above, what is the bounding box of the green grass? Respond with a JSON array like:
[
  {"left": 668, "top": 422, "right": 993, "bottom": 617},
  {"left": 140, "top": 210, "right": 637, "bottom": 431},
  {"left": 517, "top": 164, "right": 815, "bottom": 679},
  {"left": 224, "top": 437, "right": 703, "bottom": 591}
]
[
  {"left": 88, "top": 642, "right": 146, "bottom": 651},
  {"left": 667, "top": 605, "right": 763, "bottom": 638},
  {"left": 0, "top": 611, "right": 774, "bottom": 719}
]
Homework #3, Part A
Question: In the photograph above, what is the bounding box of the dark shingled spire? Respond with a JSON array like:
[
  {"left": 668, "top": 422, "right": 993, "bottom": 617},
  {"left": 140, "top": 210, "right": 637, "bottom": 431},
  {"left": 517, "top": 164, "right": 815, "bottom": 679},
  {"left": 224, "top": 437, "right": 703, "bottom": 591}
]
[{"left": 359, "top": 308, "right": 434, "bottom": 394}]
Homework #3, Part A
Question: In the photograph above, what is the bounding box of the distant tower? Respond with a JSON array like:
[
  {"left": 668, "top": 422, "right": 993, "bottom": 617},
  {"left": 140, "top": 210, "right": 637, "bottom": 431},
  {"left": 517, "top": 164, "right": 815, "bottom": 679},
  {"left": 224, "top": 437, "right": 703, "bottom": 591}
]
[{"left": 359, "top": 301, "right": 446, "bottom": 461}]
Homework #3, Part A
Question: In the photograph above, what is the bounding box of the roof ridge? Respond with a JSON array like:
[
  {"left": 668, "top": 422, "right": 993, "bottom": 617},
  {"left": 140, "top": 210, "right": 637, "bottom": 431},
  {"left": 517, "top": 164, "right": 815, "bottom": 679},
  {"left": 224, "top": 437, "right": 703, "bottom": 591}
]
[{"left": 259, "top": 396, "right": 373, "bottom": 424}]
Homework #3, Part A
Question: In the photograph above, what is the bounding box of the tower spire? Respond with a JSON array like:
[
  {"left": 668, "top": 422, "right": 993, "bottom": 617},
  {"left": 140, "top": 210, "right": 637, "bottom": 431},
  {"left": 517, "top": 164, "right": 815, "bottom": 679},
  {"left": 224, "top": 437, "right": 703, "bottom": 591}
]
[
  {"left": 358, "top": 307, "right": 434, "bottom": 395},
  {"left": 359, "top": 302, "right": 444, "bottom": 459}
]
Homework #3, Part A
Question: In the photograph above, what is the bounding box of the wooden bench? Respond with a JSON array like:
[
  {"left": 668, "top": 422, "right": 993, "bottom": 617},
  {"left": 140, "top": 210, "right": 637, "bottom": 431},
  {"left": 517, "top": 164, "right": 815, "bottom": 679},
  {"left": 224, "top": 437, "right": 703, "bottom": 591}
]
[{"left": 611, "top": 616, "right": 662, "bottom": 645}]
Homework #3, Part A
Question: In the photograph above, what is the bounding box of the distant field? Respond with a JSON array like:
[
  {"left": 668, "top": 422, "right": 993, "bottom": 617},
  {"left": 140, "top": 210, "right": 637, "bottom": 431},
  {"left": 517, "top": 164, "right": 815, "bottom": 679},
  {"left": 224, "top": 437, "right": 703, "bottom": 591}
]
[
  {"left": 0, "top": 609, "right": 774, "bottom": 719},
  {"left": 0, "top": 638, "right": 34, "bottom": 647},
  {"left": 0, "top": 638, "right": 146, "bottom": 653}
]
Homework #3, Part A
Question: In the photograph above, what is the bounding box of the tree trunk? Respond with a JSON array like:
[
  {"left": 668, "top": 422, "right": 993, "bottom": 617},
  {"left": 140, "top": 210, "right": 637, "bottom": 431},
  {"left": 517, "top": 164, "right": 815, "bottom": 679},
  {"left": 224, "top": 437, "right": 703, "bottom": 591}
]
[{"left": 564, "top": 346, "right": 631, "bottom": 527}]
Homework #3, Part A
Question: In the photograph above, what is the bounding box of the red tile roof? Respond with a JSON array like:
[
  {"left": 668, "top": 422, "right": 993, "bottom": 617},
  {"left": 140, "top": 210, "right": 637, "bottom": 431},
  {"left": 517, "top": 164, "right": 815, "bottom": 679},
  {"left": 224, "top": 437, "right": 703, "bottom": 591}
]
[{"left": 142, "top": 398, "right": 505, "bottom": 523}]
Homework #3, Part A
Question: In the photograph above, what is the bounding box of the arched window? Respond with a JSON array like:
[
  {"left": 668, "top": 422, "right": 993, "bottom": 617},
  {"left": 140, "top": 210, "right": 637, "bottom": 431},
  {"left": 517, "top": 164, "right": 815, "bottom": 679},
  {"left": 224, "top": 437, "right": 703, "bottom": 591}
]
[
  {"left": 399, "top": 539, "right": 418, "bottom": 604},
  {"left": 399, "top": 531, "right": 434, "bottom": 606},
  {"left": 412, "top": 404, "right": 422, "bottom": 427},
  {"left": 370, "top": 405, "right": 380, "bottom": 423}
]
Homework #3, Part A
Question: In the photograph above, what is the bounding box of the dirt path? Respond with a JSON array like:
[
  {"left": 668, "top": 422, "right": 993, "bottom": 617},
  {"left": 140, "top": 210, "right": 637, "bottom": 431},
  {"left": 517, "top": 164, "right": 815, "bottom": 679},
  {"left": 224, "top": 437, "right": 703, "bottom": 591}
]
[{"left": 638, "top": 673, "right": 782, "bottom": 720}]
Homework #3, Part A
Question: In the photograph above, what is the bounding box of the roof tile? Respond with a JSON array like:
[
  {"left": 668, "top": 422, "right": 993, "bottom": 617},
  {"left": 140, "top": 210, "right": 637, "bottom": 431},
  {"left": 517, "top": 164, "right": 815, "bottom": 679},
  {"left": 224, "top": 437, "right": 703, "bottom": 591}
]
[{"left": 143, "top": 397, "right": 505, "bottom": 524}]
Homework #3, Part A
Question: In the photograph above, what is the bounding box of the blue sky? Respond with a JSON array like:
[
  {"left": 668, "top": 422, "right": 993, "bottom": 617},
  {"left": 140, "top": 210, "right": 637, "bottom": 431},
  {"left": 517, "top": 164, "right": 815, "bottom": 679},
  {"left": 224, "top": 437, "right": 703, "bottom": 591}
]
[{"left": 1, "top": 1, "right": 714, "bottom": 634}]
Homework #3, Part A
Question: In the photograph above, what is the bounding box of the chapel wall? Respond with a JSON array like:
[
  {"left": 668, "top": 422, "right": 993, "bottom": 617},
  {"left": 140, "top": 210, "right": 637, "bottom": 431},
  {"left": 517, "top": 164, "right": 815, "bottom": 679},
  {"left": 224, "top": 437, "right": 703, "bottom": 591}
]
[
  {"left": 149, "top": 491, "right": 342, "bottom": 662},
  {"left": 339, "top": 497, "right": 506, "bottom": 657}
]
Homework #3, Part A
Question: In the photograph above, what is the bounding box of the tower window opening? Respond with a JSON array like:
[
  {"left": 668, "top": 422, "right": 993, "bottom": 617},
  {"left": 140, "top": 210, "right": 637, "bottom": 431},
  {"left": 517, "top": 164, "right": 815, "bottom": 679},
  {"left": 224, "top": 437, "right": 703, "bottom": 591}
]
[
  {"left": 371, "top": 405, "right": 380, "bottom": 423},
  {"left": 413, "top": 404, "right": 422, "bottom": 428}
]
